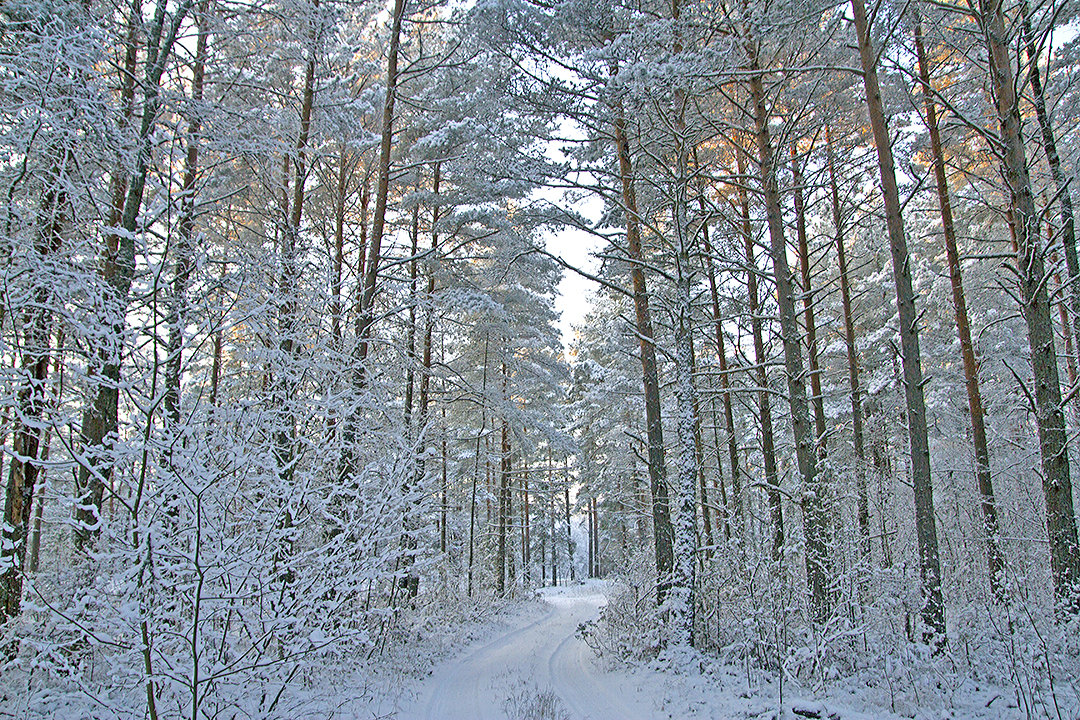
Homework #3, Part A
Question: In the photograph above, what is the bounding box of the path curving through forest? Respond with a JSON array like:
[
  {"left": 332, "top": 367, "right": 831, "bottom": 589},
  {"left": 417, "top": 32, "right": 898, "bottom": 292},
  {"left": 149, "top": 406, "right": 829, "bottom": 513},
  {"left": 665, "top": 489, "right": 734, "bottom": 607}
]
[{"left": 396, "top": 582, "right": 656, "bottom": 720}]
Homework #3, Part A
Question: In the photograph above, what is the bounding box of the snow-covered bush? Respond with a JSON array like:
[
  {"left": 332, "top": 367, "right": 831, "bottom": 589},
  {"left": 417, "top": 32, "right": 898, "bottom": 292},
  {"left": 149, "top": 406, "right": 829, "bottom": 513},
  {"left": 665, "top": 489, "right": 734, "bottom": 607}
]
[
  {"left": 580, "top": 549, "right": 661, "bottom": 661},
  {"left": 502, "top": 679, "right": 570, "bottom": 720}
]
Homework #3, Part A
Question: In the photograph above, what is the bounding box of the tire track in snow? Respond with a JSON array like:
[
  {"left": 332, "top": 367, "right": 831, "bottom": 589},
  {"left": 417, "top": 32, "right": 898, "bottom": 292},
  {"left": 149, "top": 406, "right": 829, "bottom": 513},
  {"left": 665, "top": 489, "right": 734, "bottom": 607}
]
[{"left": 400, "top": 584, "right": 654, "bottom": 720}]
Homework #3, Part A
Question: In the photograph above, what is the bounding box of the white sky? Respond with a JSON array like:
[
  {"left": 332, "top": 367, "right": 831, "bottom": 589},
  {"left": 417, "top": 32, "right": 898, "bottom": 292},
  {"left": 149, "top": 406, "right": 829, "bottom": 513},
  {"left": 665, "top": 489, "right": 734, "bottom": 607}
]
[{"left": 547, "top": 224, "right": 602, "bottom": 351}]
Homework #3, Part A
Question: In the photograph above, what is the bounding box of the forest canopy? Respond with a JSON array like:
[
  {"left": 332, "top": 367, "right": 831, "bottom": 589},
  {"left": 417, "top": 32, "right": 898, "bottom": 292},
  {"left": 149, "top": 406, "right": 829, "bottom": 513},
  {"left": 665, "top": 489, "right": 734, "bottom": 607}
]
[{"left": 1, "top": 0, "right": 1079, "bottom": 715}]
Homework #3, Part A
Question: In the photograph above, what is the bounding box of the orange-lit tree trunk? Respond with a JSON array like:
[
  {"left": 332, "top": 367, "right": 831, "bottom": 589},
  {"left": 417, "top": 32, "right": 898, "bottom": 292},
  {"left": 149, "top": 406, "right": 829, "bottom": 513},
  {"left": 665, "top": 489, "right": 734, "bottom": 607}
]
[
  {"left": 851, "top": 0, "right": 945, "bottom": 640},
  {"left": 914, "top": 16, "right": 1005, "bottom": 600}
]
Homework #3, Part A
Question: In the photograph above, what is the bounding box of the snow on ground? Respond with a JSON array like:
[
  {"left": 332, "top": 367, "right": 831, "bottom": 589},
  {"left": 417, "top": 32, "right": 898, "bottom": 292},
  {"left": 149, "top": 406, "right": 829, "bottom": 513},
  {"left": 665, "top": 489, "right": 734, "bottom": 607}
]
[{"left": 364, "top": 581, "right": 1050, "bottom": 720}]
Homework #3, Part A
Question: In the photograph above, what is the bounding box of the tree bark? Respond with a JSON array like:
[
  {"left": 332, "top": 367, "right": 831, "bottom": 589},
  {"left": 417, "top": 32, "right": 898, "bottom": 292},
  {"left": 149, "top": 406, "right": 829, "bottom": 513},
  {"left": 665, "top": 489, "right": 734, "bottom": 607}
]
[
  {"left": 329, "top": 148, "right": 349, "bottom": 349},
  {"left": 914, "top": 17, "right": 1005, "bottom": 601},
  {"left": 355, "top": 0, "right": 407, "bottom": 372},
  {"left": 497, "top": 360, "right": 512, "bottom": 596},
  {"left": 668, "top": 0, "right": 698, "bottom": 647},
  {"left": 423, "top": 164, "right": 442, "bottom": 553},
  {"left": 522, "top": 469, "right": 531, "bottom": 585},
  {"left": 851, "top": 0, "right": 945, "bottom": 641},
  {"left": 702, "top": 230, "right": 742, "bottom": 532},
  {"left": 825, "top": 127, "right": 871, "bottom": 560},
  {"left": 610, "top": 91, "right": 675, "bottom": 605},
  {"left": 2, "top": 157, "right": 65, "bottom": 621},
  {"left": 745, "top": 66, "right": 828, "bottom": 624},
  {"left": 1021, "top": 2, "right": 1080, "bottom": 403},
  {"left": 165, "top": 0, "right": 209, "bottom": 435},
  {"left": 791, "top": 148, "right": 828, "bottom": 459},
  {"left": 1052, "top": 250, "right": 1080, "bottom": 406},
  {"left": 467, "top": 333, "right": 489, "bottom": 597},
  {"left": 591, "top": 497, "right": 600, "bottom": 577},
  {"left": 736, "top": 148, "right": 784, "bottom": 562},
  {"left": 980, "top": 0, "right": 1080, "bottom": 607},
  {"left": 690, "top": 333, "right": 714, "bottom": 559},
  {"left": 565, "top": 462, "right": 575, "bottom": 582},
  {"left": 549, "top": 455, "right": 558, "bottom": 586},
  {"left": 75, "top": 0, "right": 196, "bottom": 548},
  {"left": 399, "top": 201, "right": 421, "bottom": 599},
  {"left": 341, "top": 0, "right": 406, "bottom": 487}
]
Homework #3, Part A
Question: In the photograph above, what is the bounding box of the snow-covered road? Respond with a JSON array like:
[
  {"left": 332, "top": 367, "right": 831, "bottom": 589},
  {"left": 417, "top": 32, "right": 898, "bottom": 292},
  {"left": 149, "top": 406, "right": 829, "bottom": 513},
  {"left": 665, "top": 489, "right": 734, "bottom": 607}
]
[{"left": 396, "top": 583, "right": 654, "bottom": 720}]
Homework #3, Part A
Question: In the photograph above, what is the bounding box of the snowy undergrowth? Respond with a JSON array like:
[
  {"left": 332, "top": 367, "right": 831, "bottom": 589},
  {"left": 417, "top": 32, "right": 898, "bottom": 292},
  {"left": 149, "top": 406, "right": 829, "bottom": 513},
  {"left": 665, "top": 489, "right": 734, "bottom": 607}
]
[
  {"left": 589, "top": 552, "right": 1080, "bottom": 720},
  {"left": 0, "top": 558, "right": 545, "bottom": 720}
]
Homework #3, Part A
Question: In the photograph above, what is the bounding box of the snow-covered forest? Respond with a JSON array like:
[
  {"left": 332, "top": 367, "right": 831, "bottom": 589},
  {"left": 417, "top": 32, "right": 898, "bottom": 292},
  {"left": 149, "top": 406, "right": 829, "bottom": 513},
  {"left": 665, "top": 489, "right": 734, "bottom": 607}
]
[{"left": 2, "top": 0, "right": 1080, "bottom": 715}]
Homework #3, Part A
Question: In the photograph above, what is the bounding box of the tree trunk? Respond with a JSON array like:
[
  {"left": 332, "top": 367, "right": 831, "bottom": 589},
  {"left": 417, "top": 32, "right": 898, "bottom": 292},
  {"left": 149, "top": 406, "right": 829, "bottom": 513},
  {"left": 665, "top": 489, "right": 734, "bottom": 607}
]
[
  {"left": 522, "top": 469, "right": 531, "bottom": 586},
  {"left": 2, "top": 159, "right": 65, "bottom": 621},
  {"left": 746, "top": 66, "right": 828, "bottom": 624},
  {"left": 586, "top": 495, "right": 594, "bottom": 578},
  {"left": 690, "top": 333, "right": 714, "bottom": 558},
  {"left": 165, "top": 0, "right": 209, "bottom": 435},
  {"left": 329, "top": 148, "right": 349, "bottom": 349},
  {"left": 541, "top": 463, "right": 548, "bottom": 586},
  {"left": 980, "top": 0, "right": 1080, "bottom": 607},
  {"left": 826, "top": 127, "right": 870, "bottom": 559},
  {"left": 400, "top": 201, "right": 421, "bottom": 599},
  {"left": 27, "top": 329, "right": 61, "bottom": 578},
  {"left": 692, "top": 148, "right": 733, "bottom": 541},
  {"left": 342, "top": 0, "right": 406, "bottom": 489},
  {"left": 356, "top": 174, "right": 371, "bottom": 308},
  {"left": 497, "top": 360, "right": 512, "bottom": 596},
  {"left": 703, "top": 232, "right": 742, "bottom": 532},
  {"left": 550, "top": 456, "right": 558, "bottom": 586},
  {"left": 565, "top": 466, "right": 574, "bottom": 582},
  {"left": 851, "top": 0, "right": 945, "bottom": 640},
  {"left": 355, "top": 0, "right": 407, "bottom": 372},
  {"left": 1052, "top": 249, "right": 1080, "bottom": 407},
  {"left": 737, "top": 148, "right": 784, "bottom": 562},
  {"left": 610, "top": 92, "right": 675, "bottom": 605},
  {"left": 792, "top": 148, "right": 828, "bottom": 458},
  {"left": 75, "top": 0, "right": 196, "bottom": 548},
  {"left": 914, "top": 17, "right": 1005, "bottom": 601},
  {"left": 424, "top": 164, "right": 442, "bottom": 553},
  {"left": 668, "top": 0, "right": 698, "bottom": 647},
  {"left": 1021, "top": 2, "right": 1080, "bottom": 403},
  {"left": 591, "top": 498, "right": 600, "bottom": 577},
  {"left": 467, "top": 334, "right": 489, "bottom": 597}
]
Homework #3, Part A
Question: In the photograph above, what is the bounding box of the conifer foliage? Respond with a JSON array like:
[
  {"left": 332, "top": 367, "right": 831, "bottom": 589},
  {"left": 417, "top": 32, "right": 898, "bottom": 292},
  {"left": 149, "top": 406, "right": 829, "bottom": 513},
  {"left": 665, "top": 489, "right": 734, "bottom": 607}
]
[{"left": 3, "top": 0, "right": 1080, "bottom": 713}]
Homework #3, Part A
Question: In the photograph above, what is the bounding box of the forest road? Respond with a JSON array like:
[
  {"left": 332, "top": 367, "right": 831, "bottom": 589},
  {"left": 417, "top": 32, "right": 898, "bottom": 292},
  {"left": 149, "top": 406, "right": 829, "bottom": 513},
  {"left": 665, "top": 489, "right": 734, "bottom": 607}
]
[{"left": 398, "top": 583, "right": 656, "bottom": 720}]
